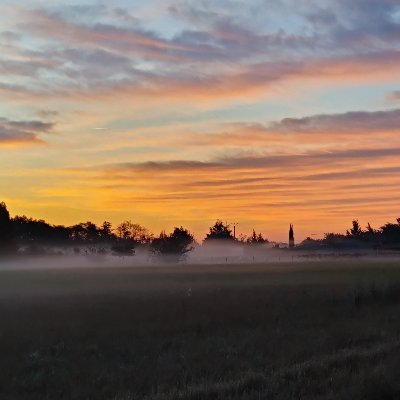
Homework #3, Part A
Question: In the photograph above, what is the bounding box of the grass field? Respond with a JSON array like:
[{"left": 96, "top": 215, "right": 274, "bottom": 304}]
[{"left": 1, "top": 260, "right": 400, "bottom": 399}]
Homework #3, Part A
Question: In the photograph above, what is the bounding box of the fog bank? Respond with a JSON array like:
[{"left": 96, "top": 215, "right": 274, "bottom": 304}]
[{"left": 1, "top": 243, "right": 399, "bottom": 272}]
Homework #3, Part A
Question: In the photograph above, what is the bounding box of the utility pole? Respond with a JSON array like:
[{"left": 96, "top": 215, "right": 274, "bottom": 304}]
[{"left": 231, "top": 222, "right": 239, "bottom": 240}]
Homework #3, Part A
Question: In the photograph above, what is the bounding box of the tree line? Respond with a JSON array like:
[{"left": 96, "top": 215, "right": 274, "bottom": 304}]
[
  {"left": 1, "top": 201, "right": 400, "bottom": 258},
  {"left": 300, "top": 219, "right": 400, "bottom": 250},
  {"left": 0, "top": 202, "right": 267, "bottom": 260}
]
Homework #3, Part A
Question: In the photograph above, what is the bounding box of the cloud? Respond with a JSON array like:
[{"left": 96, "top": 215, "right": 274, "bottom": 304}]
[
  {"left": 0, "top": 2, "right": 397, "bottom": 106},
  {"left": 102, "top": 146, "right": 400, "bottom": 176},
  {"left": 62, "top": 144, "right": 400, "bottom": 237},
  {"left": 6, "top": 49, "right": 399, "bottom": 104},
  {"left": 387, "top": 90, "right": 400, "bottom": 102},
  {"left": 1, "top": 1, "right": 400, "bottom": 240},
  {"left": 0, "top": 30, "right": 21, "bottom": 43},
  {"left": 0, "top": 57, "right": 59, "bottom": 77},
  {"left": 270, "top": 108, "right": 400, "bottom": 134},
  {"left": 36, "top": 110, "right": 59, "bottom": 119},
  {"left": 22, "top": 9, "right": 194, "bottom": 61},
  {"left": 0, "top": 117, "right": 55, "bottom": 145},
  {"left": 169, "top": 108, "right": 400, "bottom": 149},
  {"left": 330, "top": 0, "right": 400, "bottom": 46}
]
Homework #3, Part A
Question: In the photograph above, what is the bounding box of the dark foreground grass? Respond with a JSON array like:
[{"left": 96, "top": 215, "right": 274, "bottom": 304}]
[{"left": 1, "top": 261, "right": 400, "bottom": 399}]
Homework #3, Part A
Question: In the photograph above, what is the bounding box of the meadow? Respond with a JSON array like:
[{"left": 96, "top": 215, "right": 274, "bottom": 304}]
[{"left": 1, "top": 260, "right": 400, "bottom": 399}]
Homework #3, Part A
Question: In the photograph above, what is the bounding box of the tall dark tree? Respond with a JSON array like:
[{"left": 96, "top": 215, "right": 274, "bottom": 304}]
[
  {"left": 100, "top": 221, "right": 113, "bottom": 237},
  {"left": 98, "top": 221, "right": 117, "bottom": 244},
  {"left": 347, "top": 220, "right": 362, "bottom": 237},
  {"left": 288, "top": 224, "right": 295, "bottom": 248},
  {"left": 204, "top": 220, "right": 234, "bottom": 241},
  {"left": 0, "top": 202, "right": 15, "bottom": 253},
  {"left": 151, "top": 227, "right": 195, "bottom": 261}
]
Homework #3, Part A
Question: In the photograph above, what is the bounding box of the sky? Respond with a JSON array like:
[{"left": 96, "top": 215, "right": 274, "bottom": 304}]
[{"left": 1, "top": 0, "right": 400, "bottom": 242}]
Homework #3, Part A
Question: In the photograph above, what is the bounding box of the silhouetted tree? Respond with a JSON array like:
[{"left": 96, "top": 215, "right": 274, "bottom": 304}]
[
  {"left": 115, "top": 220, "right": 152, "bottom": 243},
  {"left": 12, "top": 215, "right": 70, "bottom": 247},
  {"left": 151, "top": 227, "right": 195, "bottom": 261},
  {"left": 347, "top": 220, "right": 362, "bottom": 237},
  {"left": 0, "top": 202, "right": 15, "bottom": 254},
  {"left": 70, "top": 221, "right": 100, "bottom": 243},
  {"left": 289, "top": 224, "right": 295, "bottom": 248},
  {"left": 111, "top": 221, "right": 152, "bottom": 256},
  {"left": 247, "top": 229, "right": 268, "bottom": 245},
  {"left": 4, "top": 199, "right": 400, "bottom": 255},
  {"left": 380, "top": 218, "right": 400, "bottom": 248},
  {"left": 322, "top": 232, "right": 347, "bottom": 248},
  {"left": 100, "top": 221, "right": 112, "bottom": 237},
  {"left": 298, "top": 236, "right": 323, "bottom": 250},
  {"left": 363, "top": 222, "right": 379, "bottom": 245},
  {"left": 110, "top": 242, "right": 136, "bottom": 256},
  {"left": 204, "top": 220, "right": 234, "bottom": 241}
]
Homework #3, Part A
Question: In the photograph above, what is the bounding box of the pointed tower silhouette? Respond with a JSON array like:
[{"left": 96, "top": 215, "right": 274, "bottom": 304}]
[{"left": 289, "top": 224, "right": 295, "bottom": 248}]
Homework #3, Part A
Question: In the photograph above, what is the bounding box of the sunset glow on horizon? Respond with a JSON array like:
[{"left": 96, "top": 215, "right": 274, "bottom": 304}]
[{"left": 1, "top": 0, "right": 400, "bottom": 242}]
